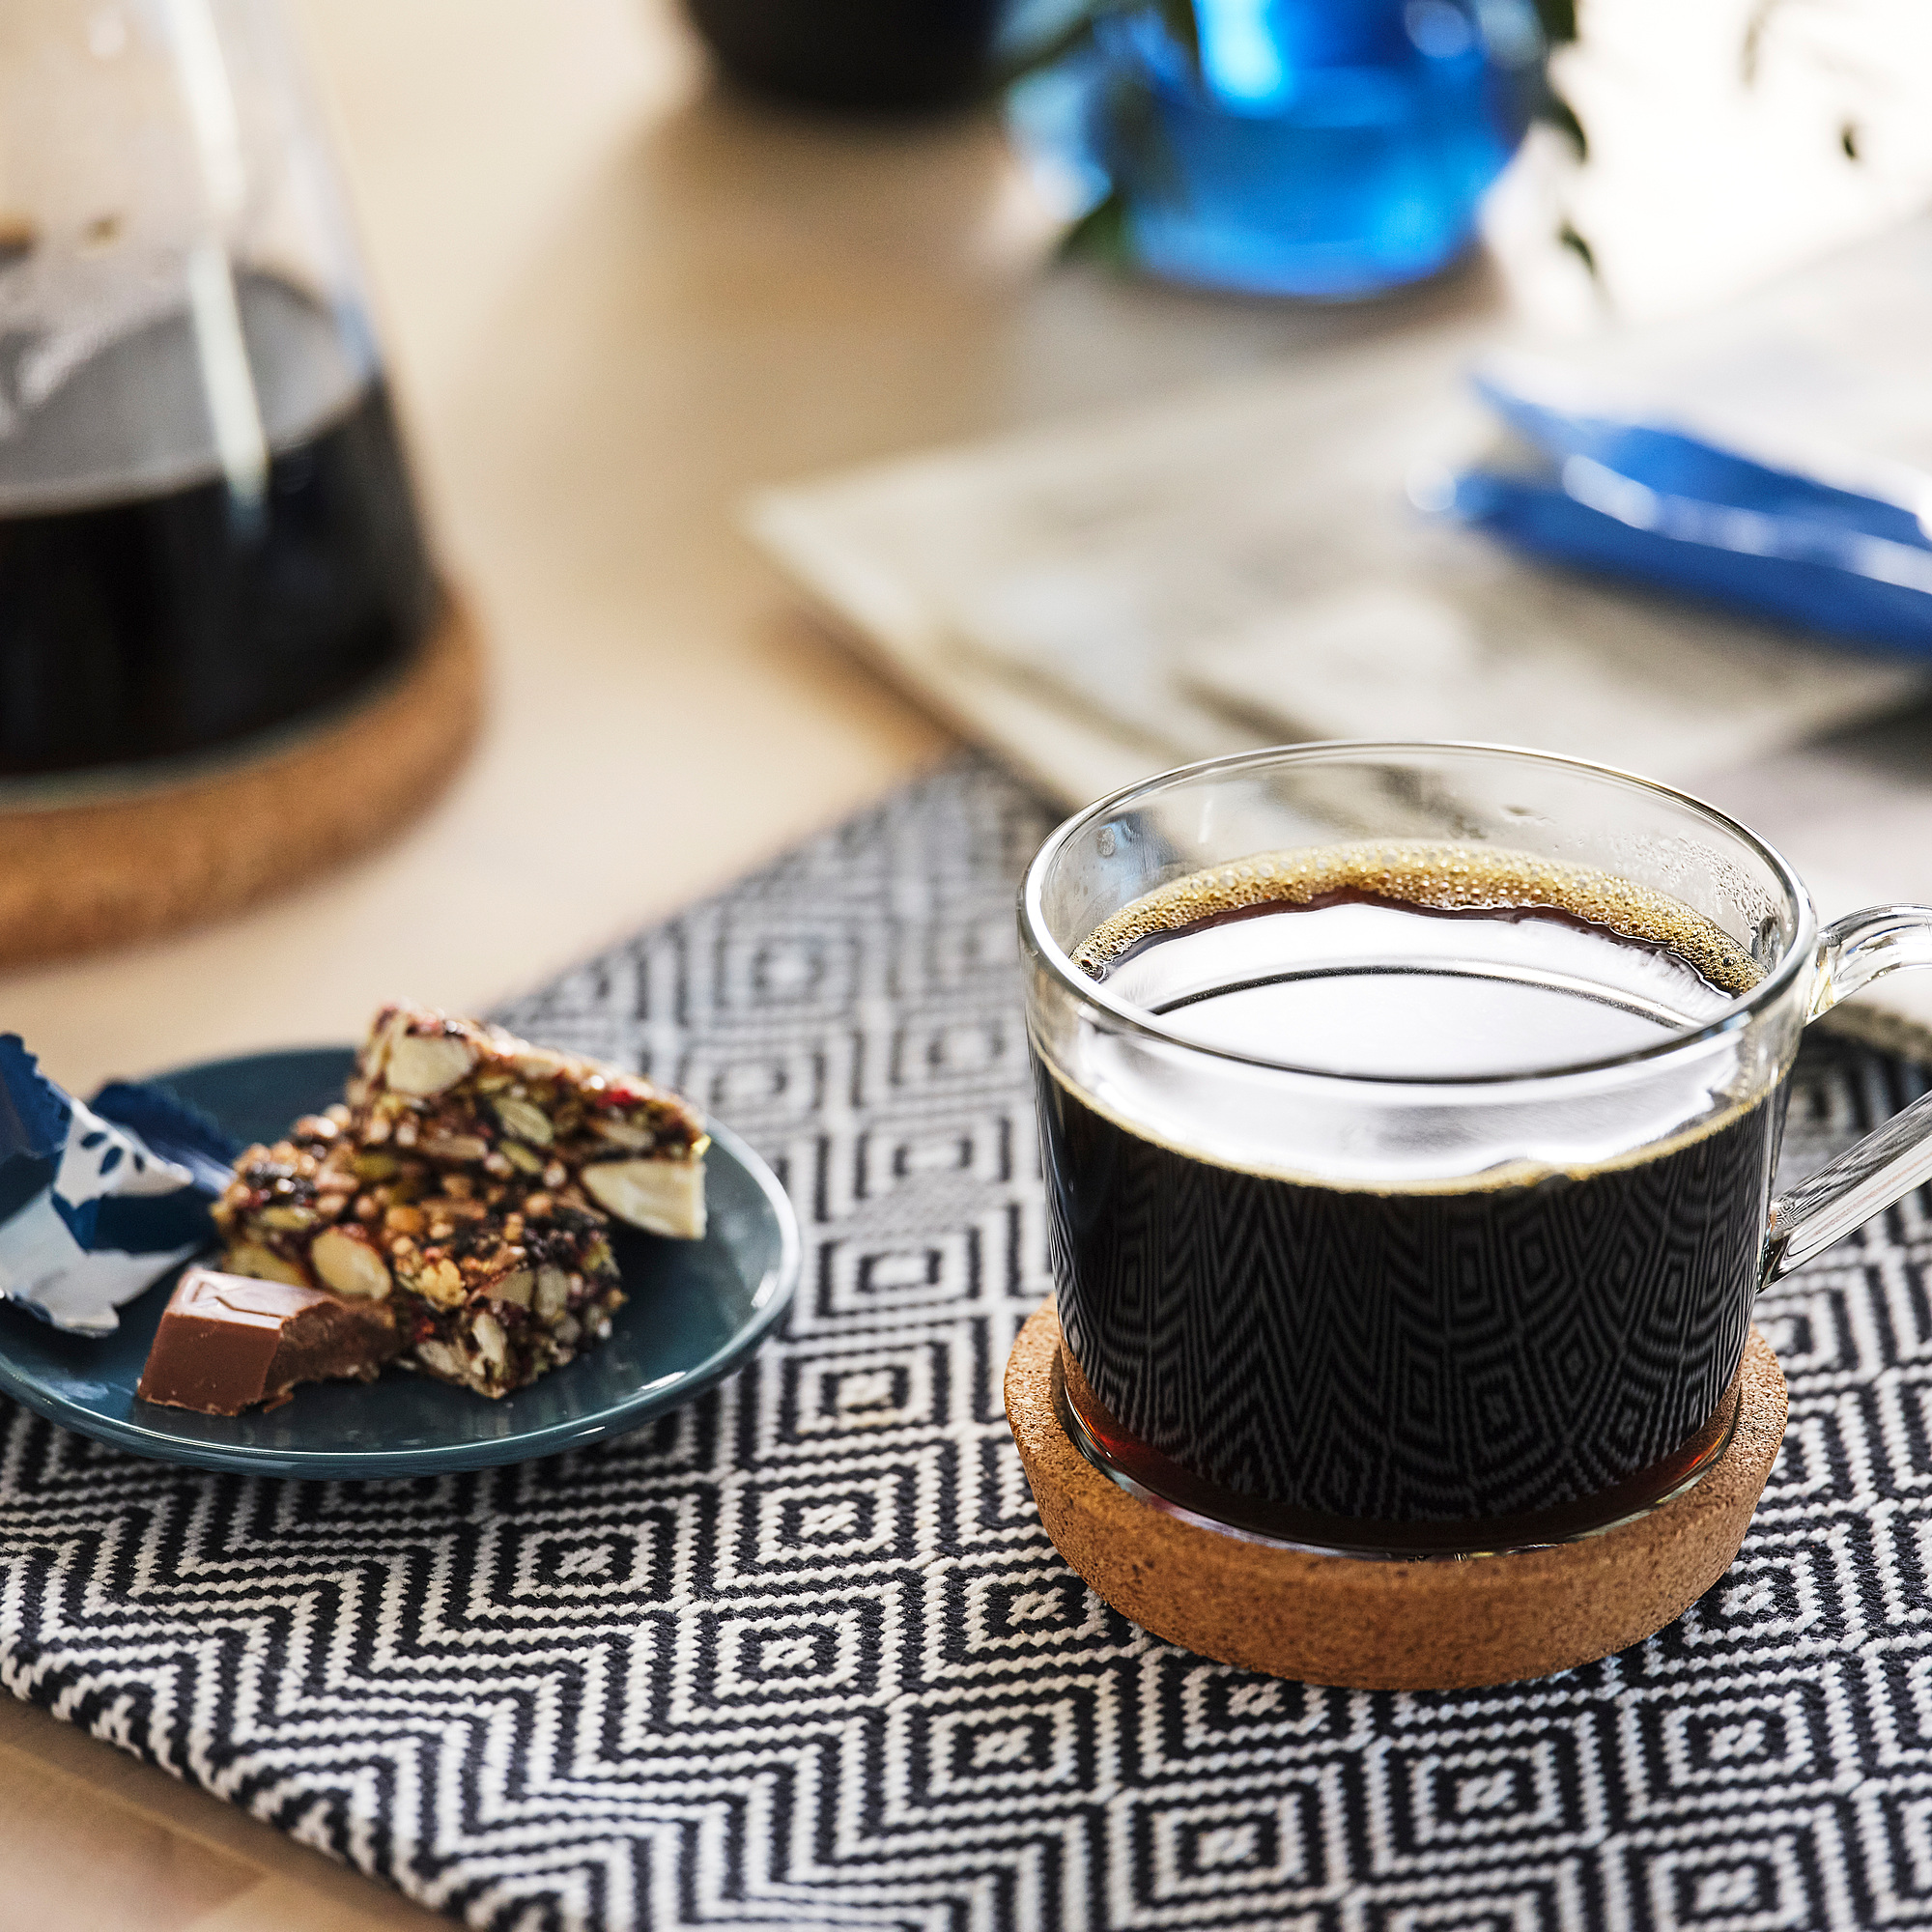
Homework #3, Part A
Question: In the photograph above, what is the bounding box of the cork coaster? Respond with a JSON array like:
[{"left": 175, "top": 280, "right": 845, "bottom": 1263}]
[
  {"left": 0, "top": 599, "right": 483, "bottom": 968},
  {"left": 1006, "top": 1302, "right": 1788, "bottom": 1690}
]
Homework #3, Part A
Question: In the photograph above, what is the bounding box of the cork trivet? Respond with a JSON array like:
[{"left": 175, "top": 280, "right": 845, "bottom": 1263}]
[
  {"left": 0, "top": 599, "right": 483, "bottom": 967},
  {"left": 1006, "top": 1301, "right": 1788, "bottom": 1690}
]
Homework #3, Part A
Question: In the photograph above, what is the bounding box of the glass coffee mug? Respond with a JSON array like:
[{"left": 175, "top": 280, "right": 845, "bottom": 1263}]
[{"left": 1021, "top": 743, "right": 1932, "bottom": 1556}]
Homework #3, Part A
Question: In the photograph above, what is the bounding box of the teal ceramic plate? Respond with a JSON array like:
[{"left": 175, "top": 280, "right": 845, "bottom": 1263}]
[{"left": 0, "top": 1048, "right": 799, "bottom": 1478}]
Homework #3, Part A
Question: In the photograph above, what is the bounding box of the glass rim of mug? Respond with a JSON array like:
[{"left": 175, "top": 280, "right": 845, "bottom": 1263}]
[{"left": 1020, "top": 739, "right": 1816, "bottom": 1089}]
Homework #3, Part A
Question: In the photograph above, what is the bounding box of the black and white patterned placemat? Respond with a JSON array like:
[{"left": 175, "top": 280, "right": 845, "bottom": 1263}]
[{"left": 4, "top": 755, "right": 1932, "bottom": 1932}]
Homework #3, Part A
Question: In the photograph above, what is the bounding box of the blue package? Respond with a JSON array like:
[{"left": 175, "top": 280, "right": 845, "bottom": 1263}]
[
  {"left": 1440, "top": 372, "right": 1932, "bottom": 655},
  {"left": 0, "top": 1038, "right": 238, "bottom": 1335}
]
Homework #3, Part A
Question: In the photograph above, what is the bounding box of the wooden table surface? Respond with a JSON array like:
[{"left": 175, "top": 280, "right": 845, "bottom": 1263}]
[{"left": 0, "top": 2, "right": 1496, "bottom": 1923}]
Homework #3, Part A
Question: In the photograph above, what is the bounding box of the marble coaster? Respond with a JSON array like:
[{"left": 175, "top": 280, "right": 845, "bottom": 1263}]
[{"left": 1005, "top": 1300, "right": 1788, "bottom": 1691}]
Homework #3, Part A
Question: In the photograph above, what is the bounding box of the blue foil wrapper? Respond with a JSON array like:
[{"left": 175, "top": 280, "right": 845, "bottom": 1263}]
[
  {"left": 1440, "top": 372, "right": 1932, "bottom": 655},
  {"left": 0, "top": 1038, "right": 238, "bottom": 1335}
]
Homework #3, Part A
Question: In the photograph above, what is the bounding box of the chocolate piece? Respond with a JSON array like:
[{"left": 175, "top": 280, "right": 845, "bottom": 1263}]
[
  {"left": 350, "top": 1002, "right": 708, "bottom": 1238},
  {"left": 135, "top": 1264, "right": 400, "bottom": 1415},
  {"left": 213, "top": 1116, "right": 625, "bottom": 1400}
]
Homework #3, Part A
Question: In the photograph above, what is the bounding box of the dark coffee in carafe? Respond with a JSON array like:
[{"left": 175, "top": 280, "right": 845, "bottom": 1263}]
[
  {"left": 1037, "top": 845, "right": 1778, "bottom": 1548},
  {"left": 0, "top": 273, "right": 436, "bottom": 778}
]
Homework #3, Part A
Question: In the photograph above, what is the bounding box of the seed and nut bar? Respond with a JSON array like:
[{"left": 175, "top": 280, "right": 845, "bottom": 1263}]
[
  {"left": 212, "top": 1109, "right": 624, "bottom": 1399},
  {"left": 350, "top": 1003, "right": 708, "bottom": 1240}
]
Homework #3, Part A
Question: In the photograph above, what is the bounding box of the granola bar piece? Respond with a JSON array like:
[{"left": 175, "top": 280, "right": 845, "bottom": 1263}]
[
  {"left": 350, "top": 1002, "right": 708, "bottom": 1240},
  {"left": 212, "top": 1114, "right": 625, "bottom": 1399}
]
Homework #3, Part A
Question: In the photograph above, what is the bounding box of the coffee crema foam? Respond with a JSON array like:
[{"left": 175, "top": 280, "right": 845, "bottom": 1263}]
[{"left": 1073, "top": 840, "right": 1764, "bottom": 1000}]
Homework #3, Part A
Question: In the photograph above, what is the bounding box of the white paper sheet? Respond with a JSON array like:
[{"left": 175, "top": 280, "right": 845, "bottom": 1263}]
[{"left": 745, "top": 224, "right": 1932, "bottom": 1037}]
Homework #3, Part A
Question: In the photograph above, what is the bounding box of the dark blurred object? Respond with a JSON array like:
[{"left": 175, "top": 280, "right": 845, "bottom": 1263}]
[{"left": 684, "top": 0, "right": 1007, "bottom": 111}]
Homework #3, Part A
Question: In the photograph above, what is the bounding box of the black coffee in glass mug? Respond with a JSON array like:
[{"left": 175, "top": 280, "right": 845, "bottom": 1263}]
[{"left": 1020, "top": 745, "right": 1932, "bottom": 1555}]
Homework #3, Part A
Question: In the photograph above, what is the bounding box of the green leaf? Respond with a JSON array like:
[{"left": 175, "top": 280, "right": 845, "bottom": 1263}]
[
  {"left": 1060, "top": 188, "right": 1135, "bottom": 264},
  {"left": 1541, "top": 89, "right": 1587, "bottom": 157},
  {"left": 998, "top": 0, "right": 1196, "bottom": 257},
  {"left": 1531, "top": 0, "right": 1577, "bottom": 44},
  {"left": 1557, "top": 221, "right": 1597, "bottom": 275},
  {"left": 986, "top": 12, "right": 1099, "bottom": 93},
  {"left": 1740, "top": 0, "right": 1782, "bottom": 84},
  {"left": 993, "top": 0, "right": 1201, "bottom": 93},
  {"left": 1100, "top": 65, "right": 1188, "bottom": 207}
]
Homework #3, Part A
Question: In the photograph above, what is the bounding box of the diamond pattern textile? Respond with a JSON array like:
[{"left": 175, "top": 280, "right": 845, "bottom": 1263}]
[{"left": 1, "top": 755, "right": 1929, "bottom": 1931}]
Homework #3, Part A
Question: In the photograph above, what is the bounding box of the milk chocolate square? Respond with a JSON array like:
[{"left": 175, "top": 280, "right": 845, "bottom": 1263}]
[{"left": 135, "top": 1264, "right": 400, "bottom": 1415}]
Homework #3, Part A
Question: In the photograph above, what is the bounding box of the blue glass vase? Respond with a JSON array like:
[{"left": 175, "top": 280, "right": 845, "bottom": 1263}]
[{"left": 1008, "top": 0, "right": 1542, "bottom": 298}]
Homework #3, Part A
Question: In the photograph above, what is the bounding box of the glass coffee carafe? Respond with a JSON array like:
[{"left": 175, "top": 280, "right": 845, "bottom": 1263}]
[{"left": 0, "top": 0, "right": 438, "bottom": 781}]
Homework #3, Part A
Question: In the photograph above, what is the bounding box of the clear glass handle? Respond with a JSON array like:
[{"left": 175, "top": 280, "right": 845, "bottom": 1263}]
[{"left": 1766, "top": 905, "right": 1932, "bottom": 1280}]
